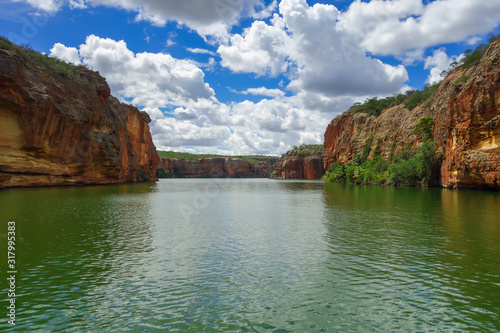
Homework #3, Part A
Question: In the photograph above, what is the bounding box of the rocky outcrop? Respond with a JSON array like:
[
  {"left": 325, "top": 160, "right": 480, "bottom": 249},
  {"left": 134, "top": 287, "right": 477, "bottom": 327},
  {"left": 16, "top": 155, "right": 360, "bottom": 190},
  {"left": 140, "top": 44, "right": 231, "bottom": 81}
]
[
  {"left": 271, "top": 146, "right": 325, "bottom": 179},
  {"left": 157, "top": 156, "right": 278, "bottom": 178},
  {"left": 324, "top": 40, "right": 500, "bottom": 190},
  {"left": 0, "top": 42, "right": 158, "bottom": 189}
]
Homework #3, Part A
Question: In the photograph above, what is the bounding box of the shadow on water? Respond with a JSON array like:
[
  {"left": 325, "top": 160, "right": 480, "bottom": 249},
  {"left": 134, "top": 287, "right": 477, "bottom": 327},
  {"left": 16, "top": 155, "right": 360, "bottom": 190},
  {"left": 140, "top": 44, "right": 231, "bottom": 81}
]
[
  {"left": 0, "top": 180, "right": 498, "bottom": 332},
  {"left": 0, "top": 183, "right": 158, "bottom": 331},
  {"left": 321, "top": 182, "right": 500, "bottom": 332}
]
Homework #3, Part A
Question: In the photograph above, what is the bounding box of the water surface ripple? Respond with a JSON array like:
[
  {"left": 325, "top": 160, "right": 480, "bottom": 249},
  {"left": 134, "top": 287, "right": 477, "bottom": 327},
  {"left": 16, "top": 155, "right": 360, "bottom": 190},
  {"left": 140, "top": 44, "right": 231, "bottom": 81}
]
[{"left": 1, "top": 180, "right": 499, "bottom": 332}]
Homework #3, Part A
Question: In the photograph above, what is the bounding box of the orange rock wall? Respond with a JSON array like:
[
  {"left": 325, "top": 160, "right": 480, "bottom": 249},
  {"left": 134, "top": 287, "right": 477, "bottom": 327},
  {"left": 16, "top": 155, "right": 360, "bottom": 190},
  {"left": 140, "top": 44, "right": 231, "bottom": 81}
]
[
  {"left": 271, "top": 149, "right": 325, "bottom": 180},
  {"left": 157, "top": 157, "right": 277, "bottom": 178},
  {"left": 323, "top": 41, "right": 500, "bottom": 190},
  {"left": 0, "top": 49, "right": 158, "bottom": 189}
]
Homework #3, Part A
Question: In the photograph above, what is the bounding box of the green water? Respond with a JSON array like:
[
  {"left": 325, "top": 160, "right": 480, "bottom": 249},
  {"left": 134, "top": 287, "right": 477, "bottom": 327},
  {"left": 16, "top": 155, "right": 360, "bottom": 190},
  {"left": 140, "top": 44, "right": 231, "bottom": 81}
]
[{"left": 1, "top": 179, "right": 499, "bottom": 332}]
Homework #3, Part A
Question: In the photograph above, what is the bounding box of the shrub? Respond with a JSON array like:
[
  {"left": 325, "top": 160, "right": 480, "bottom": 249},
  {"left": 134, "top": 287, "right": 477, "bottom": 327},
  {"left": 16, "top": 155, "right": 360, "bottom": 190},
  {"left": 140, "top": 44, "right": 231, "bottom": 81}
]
[
  {"left": 323, "top": 142, "right": 441, "bottom": 187},
  {"left": 156, "top": 168, "right": 171, "bottom": 178},
  {"left": 413, "top": 117, "right": 435, "bottom": 142},
  {"left": 404, "top": 83, "right": 440, "bottom": 111}
]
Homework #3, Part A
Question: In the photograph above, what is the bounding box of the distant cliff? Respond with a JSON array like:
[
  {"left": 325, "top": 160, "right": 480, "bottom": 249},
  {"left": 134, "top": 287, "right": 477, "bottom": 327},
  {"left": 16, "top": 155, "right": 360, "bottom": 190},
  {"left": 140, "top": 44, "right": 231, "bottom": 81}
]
[
  {"left": 157, "top": 156, "right": 278, "bottom": 178},
  {"left": 271, "top": 145, "right": 325, "bottom": 179},
  {"left": 0, "top": 38, "right": 159, "bottom": 189},
  {"left": 324, "top": 39, "right": 500, "bottom": 190}
]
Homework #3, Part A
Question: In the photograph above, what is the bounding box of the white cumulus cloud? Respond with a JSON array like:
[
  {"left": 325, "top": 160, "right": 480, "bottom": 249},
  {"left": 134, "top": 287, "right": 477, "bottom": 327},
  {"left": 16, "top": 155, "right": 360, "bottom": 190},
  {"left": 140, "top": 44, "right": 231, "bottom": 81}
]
[
  {"left": 339, "top": 0, "right": 500, "bottom": 55},
  {"left": 424, "top": 48, "right": 465, "bottom": 85},
  {"left": 49, "top": 43, "right": 81, "bottom": 64},
  {"left": 219, "top": 0, "right": 408, "bottom": 97}
]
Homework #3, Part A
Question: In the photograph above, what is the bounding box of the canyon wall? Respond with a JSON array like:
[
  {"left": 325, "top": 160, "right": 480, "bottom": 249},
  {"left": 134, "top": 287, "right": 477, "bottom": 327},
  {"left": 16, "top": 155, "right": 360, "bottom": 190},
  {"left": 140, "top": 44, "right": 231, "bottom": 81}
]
[
  {"left": 157, "top": 156, "right": 278, "bottom": 178},
  {"left": 324, "top": 41, "right": 500, "bottom": 190},
  {"left": 0, "top": 42, "right": 158, "bottom": 189},
  {"left": 271, "top": 147, "right": 325, "bottom": 180}
]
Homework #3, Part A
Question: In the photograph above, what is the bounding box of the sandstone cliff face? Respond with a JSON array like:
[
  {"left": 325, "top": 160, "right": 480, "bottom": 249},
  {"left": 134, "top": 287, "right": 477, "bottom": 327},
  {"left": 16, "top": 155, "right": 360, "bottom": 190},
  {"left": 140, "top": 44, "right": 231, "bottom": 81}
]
[
  {"left": 324, "top": 41, "right": 500, "bottom": 190},
  {"left": 157, "top": 156, "right": 278, "bottom": 178},
  {"left": 271, "top": 147, "right": 325, "bottom": 180},
  {"left": 0, "top": 46, "right": 158, "bottom": 189}
]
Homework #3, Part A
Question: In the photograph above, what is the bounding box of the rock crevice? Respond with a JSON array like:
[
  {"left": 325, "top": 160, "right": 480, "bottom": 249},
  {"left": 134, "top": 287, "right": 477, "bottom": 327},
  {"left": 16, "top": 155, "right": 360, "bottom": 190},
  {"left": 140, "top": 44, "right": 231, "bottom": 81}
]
[{"left": 0, "top": 47, "right": 159, "bottom": 189}]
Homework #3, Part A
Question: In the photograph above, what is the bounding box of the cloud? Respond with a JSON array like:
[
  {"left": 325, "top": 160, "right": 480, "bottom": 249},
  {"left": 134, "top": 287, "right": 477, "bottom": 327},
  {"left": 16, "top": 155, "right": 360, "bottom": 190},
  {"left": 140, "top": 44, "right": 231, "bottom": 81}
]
[
  {"left": 339, "top": 0, "right": 500, "bottom": 55},
  {"left": 49, "top": 35, "right": 339, "bottom": 155},
  {"left": 12, "top": 0, "right": 269, "bottom": 37},
  {"left": 252, "top": 0, "right": 278, "bottom": 19},
  {"left": 88, "top": 0, "right": 265, "bottom": 37},
  {"left": 424, "top": 48, "right": 465, "bottom": 85},
  {"left": 186, "top": 47, "right": 217, "bottom": 56},
  {"left": 11, "top": 0, "right": 62, "bottom": 12},
  {"left": 68, "top": 35, "right": 215, "bottom": 109},
  {"left": 219, "top": 0, "right": 408, "bottom": 96},
  {"left": 49, "top": 43, "right": 81, "bottom": 64},
  {"left": 218, "top": 18, "right": 291, "bottom": 76},
  {"left": 240, "top": 87, "right": 286, "bottom": 98},
  {"left": 68, "top": 0, "right": 86, "bottom": 9}
]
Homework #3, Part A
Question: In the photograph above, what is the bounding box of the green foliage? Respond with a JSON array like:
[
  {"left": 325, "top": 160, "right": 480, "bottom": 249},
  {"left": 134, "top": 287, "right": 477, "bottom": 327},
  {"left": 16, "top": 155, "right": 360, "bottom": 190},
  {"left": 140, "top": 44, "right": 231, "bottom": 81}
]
[
  {"left": 441, "top": 34, "right": 499, "bottom": 78},
  {"left": 351, "top": 83, "right": 440, "bottom": 115},
  {"left": 0, "top": 36, "right": 92, "bottom": 85},
  {"left": 157, "top": 150, "right": 270, "bottom": 162},
  {"left": 361, "top": 137, "right": 373, "bottom": 162},
  {"left": 350, "top": 34, "right": 498, "bottom": 116},
  {"left": 413, "top": 117, "right": 435, "bottom": 142},
  {"left": 389, "top": 141, "right": 396, "bottom": 160},
  {"left": 388, "top": 141, "right": 440, "bottom": 186},
  {"left": 156, "top": 168, "right": 171, "bottom": 178},
  {"left": 351, "top": 94, "right": 407, "bottom": 117},
  {"left": 173, "top": 166, "right": 185, "bottom": 178},
  {"left": 461, "top": 44, "right": 488, "bottom": 69},
  {"left": 373, "top": 139, "right": 381, "bottom": 156},
  {"left": 404, "top": 83, "right": 440, "bottom": 111},
  {"left": 295, "top": 144, "right": 324, "bottom": 151},
  {"left": 294, "top": 144, "right": 324, "bottom": 158},
  {"left": 323, "top": 141, "right": 442, "bottom": 187},
  {"left": 157, "top": 151, "right": 277, "bottom": 167},
  {"left": 0, "top": 36, "right": 15, "bottom": 51}
]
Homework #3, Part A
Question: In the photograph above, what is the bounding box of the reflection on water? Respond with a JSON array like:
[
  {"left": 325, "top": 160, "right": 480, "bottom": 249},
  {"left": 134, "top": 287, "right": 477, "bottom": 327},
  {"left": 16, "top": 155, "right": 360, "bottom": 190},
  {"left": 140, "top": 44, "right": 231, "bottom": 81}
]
[{"left": 0, "top": 180, "right": 499, "bottom": 332}]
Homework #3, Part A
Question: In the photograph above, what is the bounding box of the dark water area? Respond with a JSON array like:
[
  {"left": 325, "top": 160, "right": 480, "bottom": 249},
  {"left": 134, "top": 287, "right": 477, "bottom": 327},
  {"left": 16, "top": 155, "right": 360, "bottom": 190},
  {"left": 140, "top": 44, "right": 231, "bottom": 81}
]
[{"left": 1, "top": 179, "right": 499, "bottom": 332}]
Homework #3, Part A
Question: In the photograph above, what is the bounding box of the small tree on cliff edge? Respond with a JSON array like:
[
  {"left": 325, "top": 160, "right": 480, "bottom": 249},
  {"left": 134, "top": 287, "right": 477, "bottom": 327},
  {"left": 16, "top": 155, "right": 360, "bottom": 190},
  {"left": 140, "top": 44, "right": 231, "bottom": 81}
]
[{"left": 413, "top": 117, "right": 435, "bottom": 142}]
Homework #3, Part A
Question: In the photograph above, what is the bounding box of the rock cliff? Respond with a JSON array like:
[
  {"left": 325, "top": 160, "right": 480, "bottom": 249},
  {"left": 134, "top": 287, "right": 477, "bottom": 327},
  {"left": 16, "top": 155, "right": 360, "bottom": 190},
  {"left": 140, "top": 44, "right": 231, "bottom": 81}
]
[
  {"left": 157, "top": 156, "right": 278, "bottom": 178},
  {"left": 271, "top": 145, "right": 325, "bottom": 179},
  {"left": 0, "top": 40, "right": 159, "bottom": 189},
  {"left": 324, "top": 40, "right": 500, "bottom": 190}
]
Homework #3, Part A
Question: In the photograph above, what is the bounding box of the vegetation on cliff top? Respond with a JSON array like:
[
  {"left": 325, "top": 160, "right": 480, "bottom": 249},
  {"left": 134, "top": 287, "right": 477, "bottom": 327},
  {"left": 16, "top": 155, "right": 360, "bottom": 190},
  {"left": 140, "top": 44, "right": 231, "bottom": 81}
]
[
  {"left": 157, "top": 151, "right": 277, "bottom": 165},
  {"left": 290, "top": 144, "right": 325, "bottom": 158},
  {"left": 323, "top": 118, "right": 442, "bottom": 187},
  {"left": 0, "top": 36, "right": 93, "bottom": 85},
  {"left": 440, "top": 33, "right": 500, "bottom": 77},
  {"left": 350, "top": 83, "right": 440, "bottom": 117},
  {"left": 350, "top": 34, "right": 499, "bottom": 117}
]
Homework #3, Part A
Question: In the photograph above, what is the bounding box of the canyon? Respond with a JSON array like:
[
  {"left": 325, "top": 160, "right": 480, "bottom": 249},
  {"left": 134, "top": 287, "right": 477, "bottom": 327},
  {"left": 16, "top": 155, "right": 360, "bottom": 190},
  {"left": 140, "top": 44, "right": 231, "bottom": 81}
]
[
  {"left": 157, "top": 156, "right": 278, "bottom": 178},
  {"left": 323, "top": 40, "right": 500, "bottom": 190},
  {"left": 0, "top": 40, "right": 158, "bottom": 189},
  {"left": 271, "top": 145, "right": 325, "bottom": 180}
]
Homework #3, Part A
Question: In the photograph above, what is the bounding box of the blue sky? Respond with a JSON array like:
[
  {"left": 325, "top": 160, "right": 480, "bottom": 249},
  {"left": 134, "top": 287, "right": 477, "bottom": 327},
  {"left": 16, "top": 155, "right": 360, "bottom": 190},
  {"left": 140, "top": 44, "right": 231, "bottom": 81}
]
[{"left": 1, "top": 0, "right": 499, "bottom": 155}]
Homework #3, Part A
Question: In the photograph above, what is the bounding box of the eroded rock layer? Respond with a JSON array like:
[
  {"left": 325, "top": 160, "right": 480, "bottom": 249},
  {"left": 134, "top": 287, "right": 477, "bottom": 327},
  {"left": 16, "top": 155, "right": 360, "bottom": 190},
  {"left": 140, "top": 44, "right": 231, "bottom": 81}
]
[
  {"left": 323, "top": 41, "right": 500, "bottom": 190},
  {"left": 158, "top": 157, "right": 278, "bottom": 178},
  {"left": 0, "top": 48, "right": 158, "bottom": 189},
  {"left": 271, "top": 147, "right": 325, "bottom": 180}
]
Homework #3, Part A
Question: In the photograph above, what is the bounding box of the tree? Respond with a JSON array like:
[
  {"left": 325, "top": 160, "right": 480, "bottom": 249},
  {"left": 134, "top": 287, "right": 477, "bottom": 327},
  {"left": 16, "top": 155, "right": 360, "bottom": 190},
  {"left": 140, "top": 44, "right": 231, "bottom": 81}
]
[{"left": 413, "top": 117, "right": 435, "bottom": 142}]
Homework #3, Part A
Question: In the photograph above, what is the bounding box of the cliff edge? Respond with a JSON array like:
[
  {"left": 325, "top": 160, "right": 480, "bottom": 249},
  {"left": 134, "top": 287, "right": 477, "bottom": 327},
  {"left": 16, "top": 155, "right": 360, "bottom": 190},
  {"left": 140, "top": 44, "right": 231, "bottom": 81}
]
[
  {"left": 157, "top": 156, "right": 278, "bottom": 178},
  {"left": 271, "top": 145, "right": 325, "bottom": 180},
  {"left": 0, "top": 39, "right": 159, "bottom": 189},
  {"left": 324, "top": 39, "right": 500, "bottom": 190}
]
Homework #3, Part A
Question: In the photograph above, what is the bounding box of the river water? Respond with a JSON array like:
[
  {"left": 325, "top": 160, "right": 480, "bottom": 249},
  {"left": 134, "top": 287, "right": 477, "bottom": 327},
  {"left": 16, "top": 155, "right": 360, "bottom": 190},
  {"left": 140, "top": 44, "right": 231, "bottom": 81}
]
[{"left": 1, "top": 179, "right": 499, "bottom": 332}]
